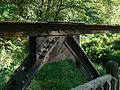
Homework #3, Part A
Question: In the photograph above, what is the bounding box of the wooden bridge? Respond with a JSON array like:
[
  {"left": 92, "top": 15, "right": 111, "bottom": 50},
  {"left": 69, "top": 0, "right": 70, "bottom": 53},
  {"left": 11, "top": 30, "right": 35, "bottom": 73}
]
[{"left": 1, "top": 21, "right": 120, "bottom": 90}]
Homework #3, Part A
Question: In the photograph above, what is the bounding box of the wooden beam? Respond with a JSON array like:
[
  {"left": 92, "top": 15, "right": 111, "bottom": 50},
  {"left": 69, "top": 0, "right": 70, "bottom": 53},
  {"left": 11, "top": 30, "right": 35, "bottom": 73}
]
[
  {"left": 0, "top": 22, "right": 120, "bottom": 36},
  {"left": 64, "top": 36, "right": 100, "bottom": 80}
]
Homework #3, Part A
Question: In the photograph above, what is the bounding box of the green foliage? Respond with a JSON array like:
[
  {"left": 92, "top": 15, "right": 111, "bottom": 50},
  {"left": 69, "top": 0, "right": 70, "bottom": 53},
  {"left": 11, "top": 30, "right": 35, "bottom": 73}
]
[
  {"left": 0, "top": 37, "right": 28, "bottom": 89},
  {"left": 0, "top": 4, "right": 24, "bottom": 21},
  {"left": 28, "top": 60, "right": 87, "bottom": 90},
  {"left": 0, "top": 0, "right": 116, "bottom": 23},
  {"left": 81, "top": 33, "right": 120, "bottom": 64}
]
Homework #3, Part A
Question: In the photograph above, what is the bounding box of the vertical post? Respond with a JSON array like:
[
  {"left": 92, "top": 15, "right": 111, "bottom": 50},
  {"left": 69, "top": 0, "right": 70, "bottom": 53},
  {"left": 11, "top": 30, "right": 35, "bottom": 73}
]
[
  {"left": 106, "top": 61, "right": 119, "bottom": 90},
  {"left": 24, "top": 36, "right": 37, "bottom": 71},
  {"left": 106, "top": 61, "right": 119, "bottom": 78},
  {"left": 3, "top": 36, "right": 37, "bottom": 90}
]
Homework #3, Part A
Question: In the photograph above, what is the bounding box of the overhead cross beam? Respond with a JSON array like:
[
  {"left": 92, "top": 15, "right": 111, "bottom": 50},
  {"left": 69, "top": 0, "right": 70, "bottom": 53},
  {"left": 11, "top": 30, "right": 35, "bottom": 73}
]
[{"left": 0, "top": 21, "right": 120, "bottom": 37}]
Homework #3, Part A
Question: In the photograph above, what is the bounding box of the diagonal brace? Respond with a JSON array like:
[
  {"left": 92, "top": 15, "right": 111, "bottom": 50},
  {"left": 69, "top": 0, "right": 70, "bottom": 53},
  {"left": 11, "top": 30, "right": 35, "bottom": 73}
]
[{"left": 64, "top": 36, "right": 100, "bottom": 80}]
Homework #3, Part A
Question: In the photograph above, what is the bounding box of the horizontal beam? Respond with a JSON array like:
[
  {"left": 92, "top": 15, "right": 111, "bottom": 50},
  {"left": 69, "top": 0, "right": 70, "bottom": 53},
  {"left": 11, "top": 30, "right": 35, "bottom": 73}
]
[{"left": 0, "top": 21, "right": 120, "bottom": 36}]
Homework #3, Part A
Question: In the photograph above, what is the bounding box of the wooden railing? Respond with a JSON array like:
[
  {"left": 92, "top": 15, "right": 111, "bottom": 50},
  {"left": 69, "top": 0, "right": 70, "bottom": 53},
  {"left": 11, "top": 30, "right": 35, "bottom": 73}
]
[{"left": 71, "top": 61, "right": 120, "bottom": 90}]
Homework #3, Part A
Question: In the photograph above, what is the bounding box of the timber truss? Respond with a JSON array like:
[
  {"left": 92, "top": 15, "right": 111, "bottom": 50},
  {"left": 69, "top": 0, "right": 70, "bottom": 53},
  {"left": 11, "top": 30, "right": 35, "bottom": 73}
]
[{"left": 1, "top": 21, "right": 120, "bottom": 90}]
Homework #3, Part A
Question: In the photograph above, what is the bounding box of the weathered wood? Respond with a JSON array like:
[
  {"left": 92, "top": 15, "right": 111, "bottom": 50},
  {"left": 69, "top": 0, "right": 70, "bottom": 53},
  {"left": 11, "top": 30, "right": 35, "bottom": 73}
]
[
  {"left": 111, "top": 77, "right": 117, "bottom": 90},
  {"left": 2, "top": 21, "right": 120, "bottom": 90},
  {"left": 106, "top": 61, "right": 119, "bottom": 78},
  {"left": 75, "top": 61, "right": 94, "bottom": 81},
  {"left": 72, "top": 61, "right": 120, "bottom": 90},
  {"left": 71, "top": 83, "right": 94, "bottom": 90},
  {"left": 1, "top": 22, "right": 120, "bottom": 37},
  {"left": 64, "top": 36, "right": 100, "bottom": 80},
  {"left": 104, "top": 81, "right": 111, "bottom": 90},
  {"left": 4, "top": 36, "right": 61, "bottom": 90},
  {"left": 36, "top": 36, "right": 75, "bottom": 63},
  {"left": 4, "top": 36, "right": 37, "bottom": 90},
  {"left": 118, "top": 67, "right": 120, "bottom": 74},
  {"left": 71, "top": 74, "right": 112, "bottom": 90},
  {"left": 106, "top": 61, "right": 119, "bottom": 90}
]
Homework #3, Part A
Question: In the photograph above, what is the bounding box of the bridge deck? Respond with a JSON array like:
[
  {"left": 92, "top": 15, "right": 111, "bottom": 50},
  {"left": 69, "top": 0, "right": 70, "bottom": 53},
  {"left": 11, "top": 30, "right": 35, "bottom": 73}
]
[{"left": 0, "top": 22, "right": 120, "bottom": 36}]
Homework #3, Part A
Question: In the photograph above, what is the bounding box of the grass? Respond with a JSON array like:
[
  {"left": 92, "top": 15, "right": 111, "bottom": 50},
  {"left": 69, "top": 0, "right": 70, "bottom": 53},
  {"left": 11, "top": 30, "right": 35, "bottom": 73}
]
[
  {"left": 28, "top": 60, "right": 87, "bottom": 90},
  {"left": 93, "top": 63, "right": 106, "bottom": 75}
]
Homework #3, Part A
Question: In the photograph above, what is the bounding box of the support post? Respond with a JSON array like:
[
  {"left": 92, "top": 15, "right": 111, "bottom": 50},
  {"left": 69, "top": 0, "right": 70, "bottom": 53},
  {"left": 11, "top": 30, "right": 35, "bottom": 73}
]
[
  {"left": 64, "top": 36, "right": 100, "bottom": 80},
  {"left": 4, "top": 36, "right": 60, "bottom": 90},
  {"left": 3, "top": 36, "right": 37, "bottom": 90},
  {"left": 106, "top": 61, "right": 119, "bottom": 90}
]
